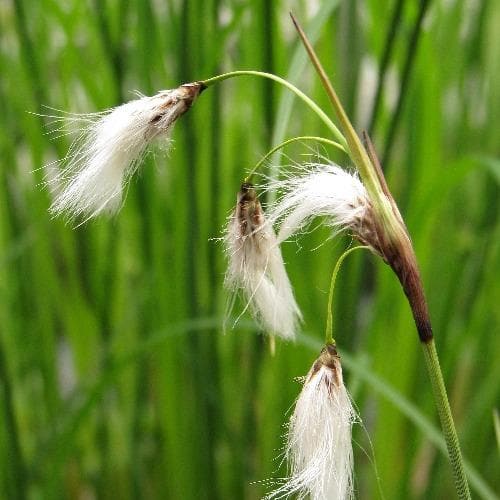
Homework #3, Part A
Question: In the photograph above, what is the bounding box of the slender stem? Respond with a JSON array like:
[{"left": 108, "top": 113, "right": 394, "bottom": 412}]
[
  {"left": 246, "top": 135, "right": 346, "bottom": 182},
  {"left": 201, "top": 71, "right": 347, "bottom": 149},
  {"left": 325, "top": 246, "right": 369, "bottom": 345},
  {"left": 422, "top": 339, "right": 471, "bottom": 500}
]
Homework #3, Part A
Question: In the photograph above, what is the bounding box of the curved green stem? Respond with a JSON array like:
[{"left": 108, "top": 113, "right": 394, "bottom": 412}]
[
  {"left": 245, "top": 135, "right": 346, "bottom": 182},
  {"left": 325, "top": 245, "right": 369, "bottom": 345},
  {"left": 201, "top": 71, "right": 347, "bottom": 149},
  {"left": 422, "top": 340, "right": 471, "bottom": 500}
]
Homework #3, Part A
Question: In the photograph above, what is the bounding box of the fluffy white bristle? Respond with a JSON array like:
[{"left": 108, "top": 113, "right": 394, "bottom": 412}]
[
  {"left": 49, "top": 84, "right": 201, "bottom": 221},
  {"left": 225, "top": 184, "right": 302, "bottom": 340},
  {"left": 266, "top": 163, "right": 370, "bottom": 243},
  {"left": 266, "top": 346, "right": 356, "bottom": 499}
]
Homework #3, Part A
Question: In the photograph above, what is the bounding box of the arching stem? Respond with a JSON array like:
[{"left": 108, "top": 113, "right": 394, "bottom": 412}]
[
  {"left": 201, "top": 71, "right": 347, "bottom": 149},
  {"left": 325, "top": 246, "right": 369, "bottom": 345},
  {"left": 246, "top": 135, "right": 346, "bottom": 182}
]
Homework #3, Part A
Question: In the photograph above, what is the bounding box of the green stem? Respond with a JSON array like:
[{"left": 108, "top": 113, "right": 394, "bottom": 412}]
[
  {"left": 202, "top": 71, "right": 347, "bottom": 149},
  {"left": 325, "top": 246, "right": 369, "bottom": 345},
  {"left": 422, "top": 339, "right": 471, "bottom": 500},
  {"left": 246, "top": 135, "right": 346, "bottom": 182}
]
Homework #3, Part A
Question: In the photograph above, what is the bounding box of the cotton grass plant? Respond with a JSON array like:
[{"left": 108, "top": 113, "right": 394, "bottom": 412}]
[
  {"left": 48, "top": 83, "right": 204, "bottom": 221},
  {"left": 45, "top": 13, "right": 472, "bottom": 500}
]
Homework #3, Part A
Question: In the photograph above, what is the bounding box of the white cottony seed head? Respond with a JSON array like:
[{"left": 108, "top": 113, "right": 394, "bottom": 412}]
[
  {"left": 224, "top": 183, "right": 302, "bottom": 340},
  {"left": 49, "top": 83, "right": 203, "bottom": 221},
  {"left": 266, "top": 344, "right": 356, "bottom": 500},
  {"left": 266, "top": 163, "right": 372, "bottom": 244}
]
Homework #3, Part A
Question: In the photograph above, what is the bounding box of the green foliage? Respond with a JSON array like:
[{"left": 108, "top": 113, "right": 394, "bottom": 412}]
[{"left": 0, "top": 0, "right": 498, "bottom": 498}]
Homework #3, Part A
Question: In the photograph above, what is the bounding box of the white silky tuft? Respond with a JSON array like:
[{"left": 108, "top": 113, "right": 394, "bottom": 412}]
[
  {"left": 225, "top": 183, "right": 302, "bottom": 340},
  {"left": 266, "top": 344, "right": 356, "bottom": 500},
  {"left": 266, "top": 163, "right": 370, "bottom": 244},
  {"left": 49, "top": 83, "right": 202, "bottom": 220}
]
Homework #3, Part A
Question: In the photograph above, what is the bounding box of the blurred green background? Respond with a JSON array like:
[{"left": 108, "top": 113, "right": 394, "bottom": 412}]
[{"left": 1, "top": 0, "right": 499, "bottom": 498}]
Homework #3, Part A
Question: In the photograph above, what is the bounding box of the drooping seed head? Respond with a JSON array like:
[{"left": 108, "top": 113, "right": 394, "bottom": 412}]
[
  {"left": 266, "top": 343, "right": 356, "bottom": 500},
  {"left": 224, "top": 183, "right": 302, "bottom": 340},
  {"left": 266, "top": 162, "right": 389, "bottom": 259},
  {"left": 48, "top": 82, "right": 204, "bottom": 221}
]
